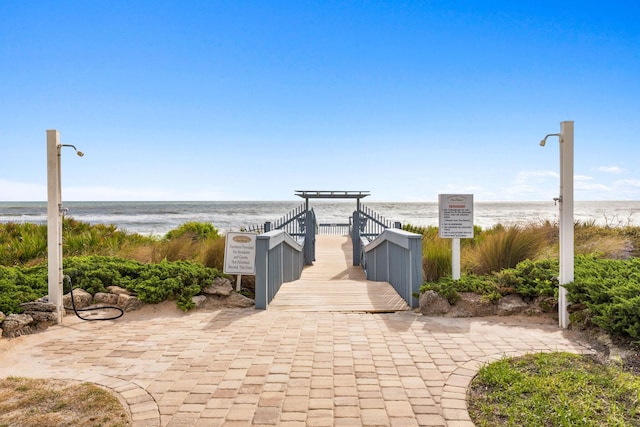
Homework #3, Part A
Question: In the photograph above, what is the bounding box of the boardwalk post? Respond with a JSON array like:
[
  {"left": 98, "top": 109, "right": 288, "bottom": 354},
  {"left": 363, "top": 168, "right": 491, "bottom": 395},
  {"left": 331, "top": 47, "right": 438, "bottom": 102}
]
[
  {"left": 304, "top": 208, "right": 315, "bottom": 265},
  {"left": 254, "top": 235, "right": 269, "bottom": 309},
  {"left": 352, "top": 210, "right": 361, "bottom": 266}
]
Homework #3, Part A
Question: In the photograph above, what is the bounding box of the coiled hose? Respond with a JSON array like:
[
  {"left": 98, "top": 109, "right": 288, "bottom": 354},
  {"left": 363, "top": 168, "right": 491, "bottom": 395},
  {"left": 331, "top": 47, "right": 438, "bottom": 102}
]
[{"left": 63, "top": 275, "right": 124, "bottom": 321}]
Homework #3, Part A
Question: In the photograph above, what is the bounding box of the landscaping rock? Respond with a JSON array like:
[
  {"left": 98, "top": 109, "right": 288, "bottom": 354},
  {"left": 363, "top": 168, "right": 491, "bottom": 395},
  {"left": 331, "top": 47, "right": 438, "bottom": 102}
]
[
  {"left": 1, "top": 314, "right": 34, "bottom": 338},
  {"left": 27, "top": 311, "right": 57, "bottom": 325},
  {"left": 192, "top": 295, "right": 208, "bottom": 308},
  {"left": 63, "top": 289, "right": 93, "bottom": 310},
  {"left": 534, "top": 296, "right": 557, "bottom": 313},
  {"left": 497, "top": 294, "right": 530, "bottom": 316},
  {"left": 107, "top": 286, "right": 131, "bottom": 296},
  {"left": 225, "top": 293, "right": 255, "bottom": 308},
  {"left": 199, "top": 292, "right": 255, "bottom": 309},
  {"left": 449, "top": 292, "right": 497, "bottom": 317},
  {"left": 19, "top": 301, "right": 56, "bottom": 312},
  {"left": 17, "top": 301, "right": 58, "bottom": 330},
  {"left": 202, "top": 277, "right": 233, "bottom": 296},
  {"left": 117, "top": 294, "right": 143, "bottom": 312},
  {"left": 94, "top": 292, "right": 119, "bottom": 305},
  {"left": 419, "top": 290, "right": 451, "bottom": 316}
]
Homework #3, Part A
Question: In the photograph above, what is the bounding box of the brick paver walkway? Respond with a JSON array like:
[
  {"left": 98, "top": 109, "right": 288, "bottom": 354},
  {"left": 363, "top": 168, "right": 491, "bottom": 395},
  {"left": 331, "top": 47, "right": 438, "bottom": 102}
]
[{"left": 0, "top": 307, "right": 590, "bottom": 426}]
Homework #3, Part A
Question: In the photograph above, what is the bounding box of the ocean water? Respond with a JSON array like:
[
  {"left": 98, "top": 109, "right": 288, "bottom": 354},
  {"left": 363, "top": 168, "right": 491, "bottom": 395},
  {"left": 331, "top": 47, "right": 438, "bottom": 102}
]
[{"left": 1, "top": 200, "right": 639, "bottom": 236}]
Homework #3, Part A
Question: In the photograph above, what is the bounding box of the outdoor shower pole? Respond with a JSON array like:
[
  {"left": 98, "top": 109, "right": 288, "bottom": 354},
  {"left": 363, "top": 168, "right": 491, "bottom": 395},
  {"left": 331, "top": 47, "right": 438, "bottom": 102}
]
[
  {"left": 540, "top": 121, "right": 574, "bottom": 329},
  {"left": 47, "top": 130, "right": 64, "bottom": 324},
  {"left": 558, "top": 121, "right": 574, "bottom": 329}
]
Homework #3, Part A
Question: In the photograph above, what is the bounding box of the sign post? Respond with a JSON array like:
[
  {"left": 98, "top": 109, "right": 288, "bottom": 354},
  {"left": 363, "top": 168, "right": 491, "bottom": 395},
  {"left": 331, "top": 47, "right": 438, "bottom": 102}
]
[
  {"left": 223, "top": 232, "right": 257, "bottom": 292},
  {"left": 438, "top": 194, "right": 474, "bottom": 280}
]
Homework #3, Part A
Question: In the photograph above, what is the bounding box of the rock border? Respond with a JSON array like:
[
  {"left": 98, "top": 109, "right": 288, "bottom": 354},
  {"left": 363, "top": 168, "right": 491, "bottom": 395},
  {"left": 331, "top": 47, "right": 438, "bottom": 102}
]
[
  {"left": 0, "top": 277, "right": 254, "bottom": 339},
  {"left": 419, "top": 290, "right": 558, "bottom": 318}
]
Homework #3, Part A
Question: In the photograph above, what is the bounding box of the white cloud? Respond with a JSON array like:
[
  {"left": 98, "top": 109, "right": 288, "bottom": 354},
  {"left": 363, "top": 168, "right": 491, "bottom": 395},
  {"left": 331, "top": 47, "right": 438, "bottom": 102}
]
[
  {"left": 514, "top": 170, "right": 559, "bottom": 183},
  {"left": 499, "top": 170, "right": 559, "bottom": 200},
  {"left": 575, "top": 181, "right": 610, "bottom": 191},
  {"left": 597, "top": 166, "right": 626, "bottom": 174},
  {"left": 613, "top": 179, "right": 640, "bottom": 189},
  {"left": 437, "top": 184, "right": 484, "bottom": 194},
  {"left": 0, "top": 180, "right": 46, "bottom": 201}
]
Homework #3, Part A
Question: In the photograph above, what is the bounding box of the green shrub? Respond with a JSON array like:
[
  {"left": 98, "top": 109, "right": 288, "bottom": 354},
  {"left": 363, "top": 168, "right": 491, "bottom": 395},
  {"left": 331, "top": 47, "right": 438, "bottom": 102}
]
[
  {"left": 62, "top": 256, "right": 144, "bottom": 295},
  {"left": 496, "top": 258, "right": 559, "bottom": 298},
  {"left": 131, "top": 260, "right": 217, "bottom": 310},
  {"left": 422, "top": 254, "right": 640, "bottom": 342},
  {"left": 421, "top": 275, "right": 502, "bottom": 305},
  {"left": 0, "top": 264, "right": 48, "bottom": 314},
  {"left": 566, "top": 255, "right": 640, "bottom": 342},
  {"left": 0, "top": 256, "right": 224, "bottom": 314},
  {"left": 165, "top": 222, "right": 220, "bottom": 241},
  {"left": 421, "top": 258, "right": 561, "bottom": 306}
]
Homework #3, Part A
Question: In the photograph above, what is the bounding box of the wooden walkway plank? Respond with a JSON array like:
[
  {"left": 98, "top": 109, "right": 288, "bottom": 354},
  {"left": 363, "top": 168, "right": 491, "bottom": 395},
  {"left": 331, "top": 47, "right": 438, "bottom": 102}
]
[{"left": 268, "top": 235, "right": 410, "bottom": 312}]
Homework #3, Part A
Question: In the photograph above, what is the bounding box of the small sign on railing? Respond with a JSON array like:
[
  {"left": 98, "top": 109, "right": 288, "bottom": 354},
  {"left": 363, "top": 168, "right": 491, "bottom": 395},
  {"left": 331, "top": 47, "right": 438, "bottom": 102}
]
[{"left": 224, "top": 232, "right": 257, "bottom": 291}]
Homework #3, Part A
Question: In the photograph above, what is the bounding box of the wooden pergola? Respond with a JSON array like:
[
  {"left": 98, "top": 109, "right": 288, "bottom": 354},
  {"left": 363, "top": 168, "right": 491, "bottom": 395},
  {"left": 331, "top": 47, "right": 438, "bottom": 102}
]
[{"left": 294, "top": 190, "right": 370, "bottom": 212}]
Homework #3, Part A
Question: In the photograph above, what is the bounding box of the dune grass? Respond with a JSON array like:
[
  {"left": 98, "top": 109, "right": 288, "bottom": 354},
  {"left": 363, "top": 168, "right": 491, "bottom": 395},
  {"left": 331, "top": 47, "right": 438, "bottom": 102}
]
[
  {"left": 0, "top": 219, "right": 227, "bottom": 271},
  {"left": 407, "top": 221, "right": 639, "bottom": 281},
  {"left": 467, "top": 225, "right": 546, "bottom": 275}
]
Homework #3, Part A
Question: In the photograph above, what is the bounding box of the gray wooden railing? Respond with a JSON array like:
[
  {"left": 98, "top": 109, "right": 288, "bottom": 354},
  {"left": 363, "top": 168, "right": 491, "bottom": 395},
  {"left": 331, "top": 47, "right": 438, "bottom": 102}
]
[
  {"left": 317, "top": 223, "right": 350, "bottom": 235},
  {"left": 254, "top": 230, "right": 304, "bottom": 309},
  {"left": 351, "top": 204, "right": 401, "bottom": 267},
  {"left": 265, "top": 203, "right": 307, "bottom": 238},
  {"left": 246, "top": 204, "right": 317, "bottom": 266},
  {"left": 362, "top": 228, "right": 422, "bottom": 308}
]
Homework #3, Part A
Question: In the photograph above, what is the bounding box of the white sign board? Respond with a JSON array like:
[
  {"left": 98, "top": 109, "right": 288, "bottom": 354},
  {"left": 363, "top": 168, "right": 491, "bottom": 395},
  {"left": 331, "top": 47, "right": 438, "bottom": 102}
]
[
  {"left": 223, "top": 232, "right": 257, "bottom": 275},
  {"left": 438, "top": 194, "right": 474, "bottom": 239}
]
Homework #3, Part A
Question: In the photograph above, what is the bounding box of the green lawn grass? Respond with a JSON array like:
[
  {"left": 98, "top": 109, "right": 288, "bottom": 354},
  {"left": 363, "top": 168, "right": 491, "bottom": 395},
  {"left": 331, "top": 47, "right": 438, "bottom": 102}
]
[{"left": 468, "top": 352, "right": 640, "bottom": 426}]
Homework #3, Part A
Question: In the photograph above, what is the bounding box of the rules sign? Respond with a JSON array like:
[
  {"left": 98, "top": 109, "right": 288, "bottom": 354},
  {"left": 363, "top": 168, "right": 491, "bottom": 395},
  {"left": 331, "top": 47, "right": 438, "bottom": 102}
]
[{"left": 438, "top": 194, "right": 474, "bottom": 239}]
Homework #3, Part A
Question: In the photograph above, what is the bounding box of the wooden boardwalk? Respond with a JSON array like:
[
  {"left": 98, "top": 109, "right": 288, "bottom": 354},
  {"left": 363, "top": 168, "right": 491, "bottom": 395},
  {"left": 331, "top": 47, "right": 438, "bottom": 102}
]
[{"left": 268, "top": 235, "right": 410, "bottom": 312}]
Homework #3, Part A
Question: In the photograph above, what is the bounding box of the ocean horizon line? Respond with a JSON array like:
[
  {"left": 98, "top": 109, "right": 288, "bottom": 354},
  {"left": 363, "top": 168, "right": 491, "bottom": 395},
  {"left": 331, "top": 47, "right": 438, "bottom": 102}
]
[{"left": 1, "top": 199, "right": 638, "bottom": 204}]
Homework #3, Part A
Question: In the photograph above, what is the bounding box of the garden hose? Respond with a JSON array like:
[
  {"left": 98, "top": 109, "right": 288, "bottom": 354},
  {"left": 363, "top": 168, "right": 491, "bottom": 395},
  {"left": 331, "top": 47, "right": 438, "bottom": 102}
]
[{"left": 63, "top": 275, "right": 124, "bottom": 321}]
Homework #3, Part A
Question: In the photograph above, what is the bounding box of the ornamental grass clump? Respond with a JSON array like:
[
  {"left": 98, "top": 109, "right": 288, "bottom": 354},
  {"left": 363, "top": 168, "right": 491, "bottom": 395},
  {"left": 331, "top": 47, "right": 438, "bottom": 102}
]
[
  {"left": 422, "top": 237, "right": 451, "bottom": 282},
  {"left": 468, "top": 225, "right": 545, "bottom": 275}
]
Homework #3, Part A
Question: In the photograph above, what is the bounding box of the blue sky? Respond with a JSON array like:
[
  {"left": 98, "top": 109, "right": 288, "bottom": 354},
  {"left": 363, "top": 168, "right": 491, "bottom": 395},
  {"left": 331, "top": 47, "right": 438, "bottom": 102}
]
[{"left": 1, "top": 1, "right": 639, "bottom": 202}]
